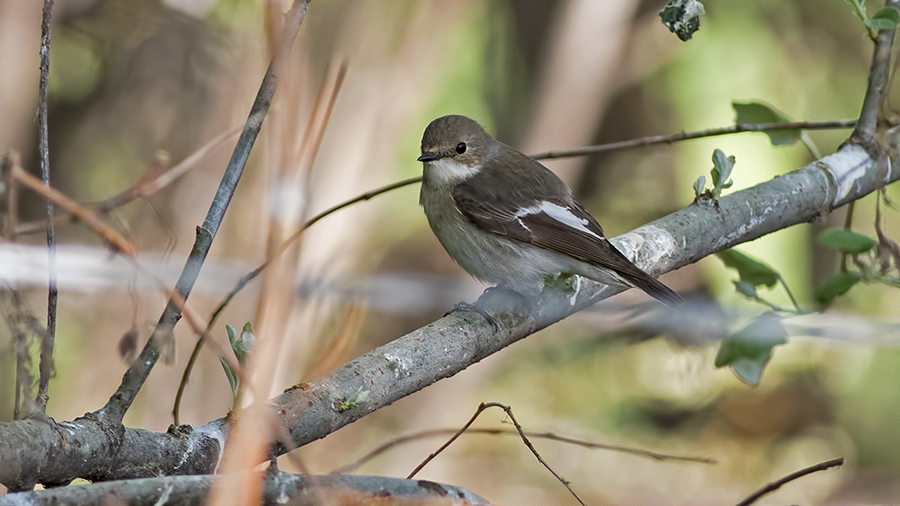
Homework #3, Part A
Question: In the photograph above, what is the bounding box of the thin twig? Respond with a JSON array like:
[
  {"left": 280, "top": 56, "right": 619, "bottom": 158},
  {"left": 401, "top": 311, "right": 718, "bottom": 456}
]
[
  {"left": 407, "top": 402, "right": 587, "bottom": 506},
  {"left": 35, "top": 0, "right": 56, "bottom": 414},
  {"left": 332, "top": 427, "right": 714, "bottom": 474},
  {"left": 776, "top": 274, "right": 801, "bottom": 311},
  {"left": 734, "top": 457, "right": 844, "bottom": 506},
  {"left": 171, "top": 57, "right": 345, "bottom": 425},
  {"left": 15, "top": 126, "right": 242, "bottom": 236},
  {"left": 850, "top": 0, "right": 898, "bottom": 143},
  {"left": 4, "top": 290, "right": 35, "bottom": 419},
  {"left": 99, "top": 0, "right": 312, "bottom": 423},
  {"left": 530, "top": 120, "right": 856, "bottom": 160},
  {"left": 11, "top": 164, "right": 136, "bottom": 256}
]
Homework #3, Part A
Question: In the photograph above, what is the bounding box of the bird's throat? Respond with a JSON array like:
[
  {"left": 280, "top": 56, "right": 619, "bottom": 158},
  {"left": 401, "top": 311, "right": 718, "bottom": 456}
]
[{"left": 422, "top": 159, "right": 482, "bottom": 189}]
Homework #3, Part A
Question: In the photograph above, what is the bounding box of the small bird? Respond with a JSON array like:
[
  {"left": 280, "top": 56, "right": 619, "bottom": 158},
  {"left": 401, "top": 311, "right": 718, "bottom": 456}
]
[{"left": 417, "top": 115, "right": 682, "bottom": 307}]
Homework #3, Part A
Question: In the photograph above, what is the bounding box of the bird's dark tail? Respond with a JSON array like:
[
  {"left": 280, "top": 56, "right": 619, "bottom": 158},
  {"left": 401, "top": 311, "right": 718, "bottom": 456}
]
[{"left": 624, "top": 271, "right": 684, "bottom": 308}]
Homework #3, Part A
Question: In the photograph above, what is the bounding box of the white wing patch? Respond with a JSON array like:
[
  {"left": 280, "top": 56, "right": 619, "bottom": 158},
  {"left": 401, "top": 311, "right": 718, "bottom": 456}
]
[{"left": 518, "top": 201, "right": 603, "bottom": 240}]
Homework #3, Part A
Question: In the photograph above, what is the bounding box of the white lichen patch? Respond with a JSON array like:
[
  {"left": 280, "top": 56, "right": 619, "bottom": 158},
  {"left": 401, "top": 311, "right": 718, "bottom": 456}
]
[
  {"left": 383, "top": 351, "right": 413, "bottom": 378},
  {"left": 613, "top": 225, "right": 677, "bottom": 267},
  {"left": 821, "top": 145, "right": 871, "bottom": 205}
]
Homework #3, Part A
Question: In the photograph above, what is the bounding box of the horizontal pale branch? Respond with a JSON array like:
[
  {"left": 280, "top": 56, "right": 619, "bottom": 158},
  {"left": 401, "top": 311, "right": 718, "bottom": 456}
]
[
  {"left": 0, "top": 131, "right": 896, "bottom": 488},
  {"left": 0, "top": 416, "right": 225, "bottom": 490},
  {"left": 0, "top": 472, "right": 488, "bottom": 505}
]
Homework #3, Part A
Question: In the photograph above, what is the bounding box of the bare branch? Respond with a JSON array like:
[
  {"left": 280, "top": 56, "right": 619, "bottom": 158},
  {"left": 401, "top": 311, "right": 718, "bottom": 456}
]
[
  {"left": 734, "top": 457, "right": 844, "bottom": 506},
  {"left": 531, "top": 119, "right": 857, "bottom": 160},
  {"left": 407, "top": 402, "right": 587, "bottom": 506},
  {"left": 36, "top": 0, "right": 56, "bottom": 414},
  {"left": 14, "top": 127, "right": 242, "bottom": 236},
  {"left": 99, "top": 0, "right": 313, "bottom": 424},
  {"left": 850, "top": 0, "right": 899, "bottom": 143},
  {"left": 0, "top": 472, "right": 489, "bottom": 506},
  {"left": 9, "top": 162, "right": 136, "bottom": 256},
  {"left": 333, "top": 427, "right": 714, "bottom": 474}
]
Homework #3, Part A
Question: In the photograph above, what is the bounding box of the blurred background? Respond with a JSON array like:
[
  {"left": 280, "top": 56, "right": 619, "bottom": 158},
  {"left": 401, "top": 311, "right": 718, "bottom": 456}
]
[{"left": 2, "top": 0, "right": 900, "bottom": 503}]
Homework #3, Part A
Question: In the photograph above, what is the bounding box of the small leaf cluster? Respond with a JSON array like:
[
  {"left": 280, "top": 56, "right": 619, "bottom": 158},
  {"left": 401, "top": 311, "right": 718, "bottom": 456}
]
[
  {"left": 716, "top": 249, "right": 803, "bottom": 312},
  {"left": 693, "top": 149, "right": 734, "bottom": 203},
  {"left": 714, "top": 249, "right": 799, "bottom": 385},
  {"left": 221, "top": 322, "right": 256, "bottom": 409},
  {"left": 844, "top": 0, "right": 900, "bottom": 38},
  {"left": 714, "top": 224, "right": 900, "bottom": 385},
  {"left": 816, "top": 228, "right": 898, "bottom": 305}
]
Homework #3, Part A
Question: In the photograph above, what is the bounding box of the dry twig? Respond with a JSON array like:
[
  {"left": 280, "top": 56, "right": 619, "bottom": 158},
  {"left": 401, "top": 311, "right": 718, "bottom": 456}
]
[{"left": 407, "top": 402, "right": 587, "bottom": 506}]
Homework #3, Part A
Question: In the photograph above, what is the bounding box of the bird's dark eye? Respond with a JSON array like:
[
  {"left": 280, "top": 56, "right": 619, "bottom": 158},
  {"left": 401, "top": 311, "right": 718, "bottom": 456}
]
[{"left": 455, "top": 142, "right": 467, "bottom": 154}]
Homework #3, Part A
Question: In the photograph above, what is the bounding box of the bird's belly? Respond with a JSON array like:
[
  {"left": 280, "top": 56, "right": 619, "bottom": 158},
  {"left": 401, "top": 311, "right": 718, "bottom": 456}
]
[{"left": 422, "top": 194, "right": 565, "bottom": 296}]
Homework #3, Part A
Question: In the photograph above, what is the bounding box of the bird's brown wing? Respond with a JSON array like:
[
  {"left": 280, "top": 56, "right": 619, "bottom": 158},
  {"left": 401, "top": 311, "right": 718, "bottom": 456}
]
[{"left": 452, "top": 182, "right": 682, "bottom": 306}]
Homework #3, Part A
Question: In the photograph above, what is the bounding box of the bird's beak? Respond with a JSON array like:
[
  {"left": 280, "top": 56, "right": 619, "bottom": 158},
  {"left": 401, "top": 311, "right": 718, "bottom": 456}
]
[{"left": 417, "top": 152, "right": 440, "bottom": 162}]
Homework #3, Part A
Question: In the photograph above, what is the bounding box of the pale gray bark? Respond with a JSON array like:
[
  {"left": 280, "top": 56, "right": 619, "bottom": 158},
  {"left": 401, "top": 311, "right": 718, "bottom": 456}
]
[{"left": 0, "top": 473, "right": 489, "bottom": 506}]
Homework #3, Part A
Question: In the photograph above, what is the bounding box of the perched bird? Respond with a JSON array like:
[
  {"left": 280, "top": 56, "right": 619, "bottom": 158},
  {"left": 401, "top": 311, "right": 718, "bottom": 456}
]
[{"left": 417, "top": 115, "right": 682, "bottom": 307}]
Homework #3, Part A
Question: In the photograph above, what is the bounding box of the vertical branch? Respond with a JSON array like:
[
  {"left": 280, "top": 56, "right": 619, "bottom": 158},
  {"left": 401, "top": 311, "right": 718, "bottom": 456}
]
[
  {"left": 98, "top": 0, "right": 313, "bottom": 424},
  {"left": 850, "top": 0, "right": 899, "bottom": 143},
  {"left": 35, "top": 0, "right": 56, "bottom": 414}
]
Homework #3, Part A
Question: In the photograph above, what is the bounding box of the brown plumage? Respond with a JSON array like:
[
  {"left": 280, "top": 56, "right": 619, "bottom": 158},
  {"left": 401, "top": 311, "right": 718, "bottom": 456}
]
[{"left": 419, "top": 115, "right": 682, "bottom": 307}]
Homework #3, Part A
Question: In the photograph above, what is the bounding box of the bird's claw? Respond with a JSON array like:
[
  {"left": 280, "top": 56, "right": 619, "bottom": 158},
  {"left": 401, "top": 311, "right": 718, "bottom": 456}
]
[{"left": 445, "top": 301, "right": 500, "bottom": 332}]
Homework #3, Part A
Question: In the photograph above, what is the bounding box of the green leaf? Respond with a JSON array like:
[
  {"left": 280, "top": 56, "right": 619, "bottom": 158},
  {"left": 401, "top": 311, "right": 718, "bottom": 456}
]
[
  {"left": 711, "top": 149, "right": 734, "bottom": 191},
  {"left": 819, "top": 229, "right": 877, "bottom": 254},
  {"left": 693, "top": 175, "right": 706, "bottom": 197},
  {"left": 226, "top": 324, "right": 237, "bottom": 349},
  {"left": 225, "top": 322, "right": 256, "bottom": 366},
  {"left": 714, "top": 313, "right": 787, "bottom": 385},
  {"left": 220, "top": 358, "right": 239, "bottom": 397},
  {"left": 717, "top": 249, "right": 779, "bottom": 287},
  {"left": 732, "top": 101, "right": 800, "bottom": 146},
  {"left": 816, "top": 271, "right": 861, "bottom": 305},
  {"left": 659, "top": 0, "right": 705, "bottom": 41},
  {"left": 733, "top": 280, "right": 758, "bottom": 299},
  {"left": 870, "top": 7, "right": 900, "bottom": 29},
  {"left": 236, "top": 323, "right": 256, "bottom": 366}
]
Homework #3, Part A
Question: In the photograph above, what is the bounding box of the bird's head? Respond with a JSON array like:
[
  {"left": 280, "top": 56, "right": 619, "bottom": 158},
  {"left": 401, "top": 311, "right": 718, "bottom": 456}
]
[{"left": 418, "top": 115, "right": 494, "bottom": 187}]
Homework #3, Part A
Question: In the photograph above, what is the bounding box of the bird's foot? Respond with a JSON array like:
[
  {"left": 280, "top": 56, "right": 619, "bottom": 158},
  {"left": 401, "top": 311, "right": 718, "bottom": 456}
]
[{"left": 445, "top": 300, "right": 500, "bottom": 332}]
